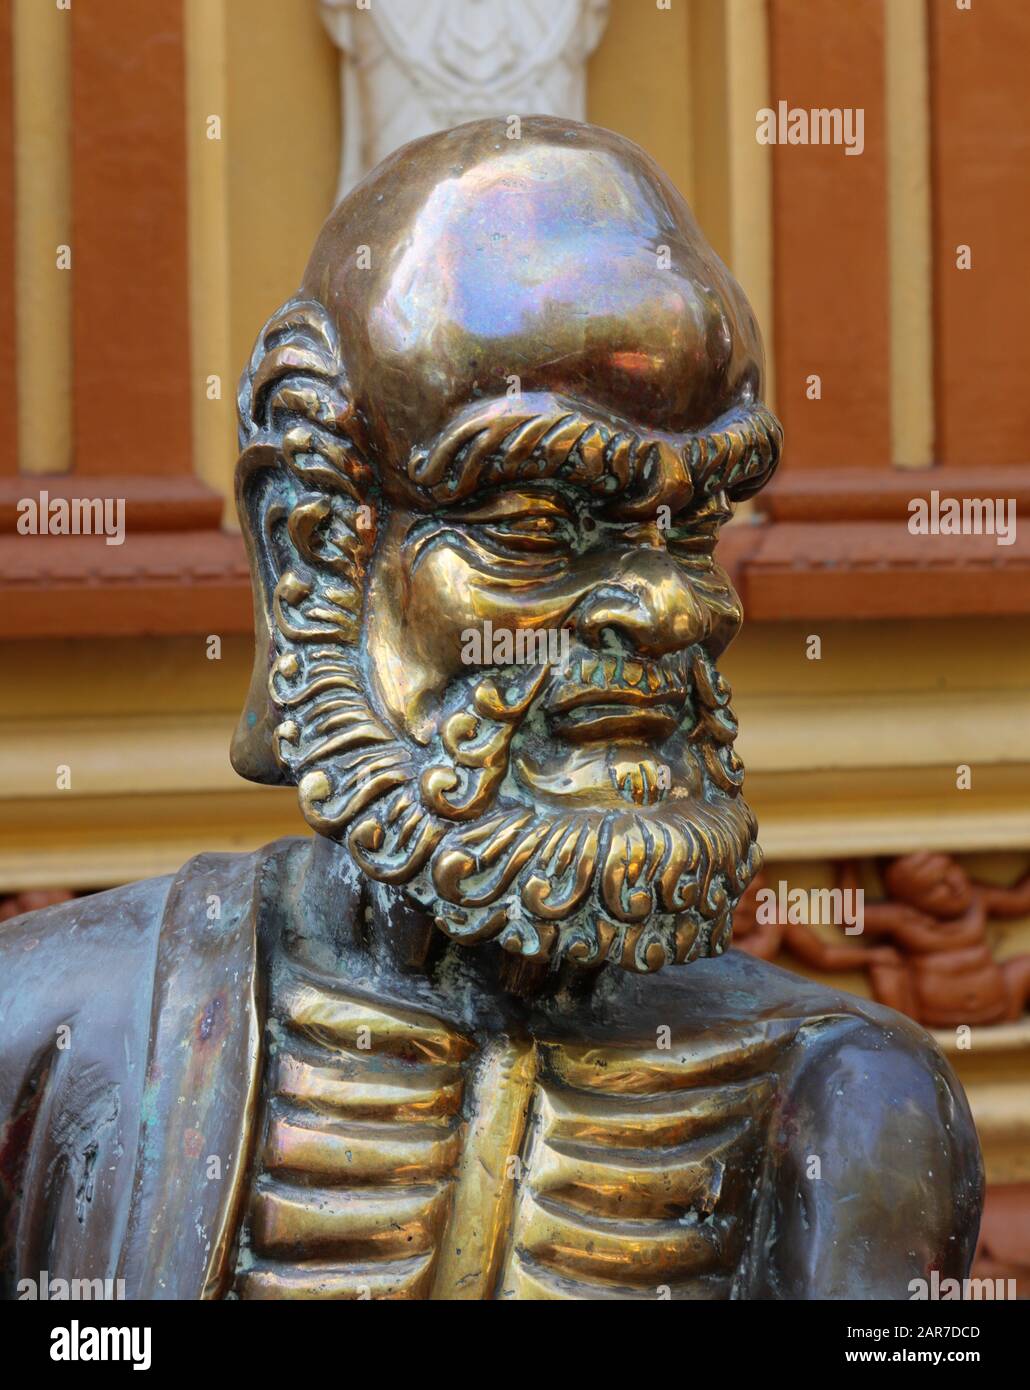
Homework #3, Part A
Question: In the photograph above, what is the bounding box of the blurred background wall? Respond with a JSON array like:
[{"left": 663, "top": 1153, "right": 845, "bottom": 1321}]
[{"left": 1, "top": 0, "right": 1028, "bottom": 1291}]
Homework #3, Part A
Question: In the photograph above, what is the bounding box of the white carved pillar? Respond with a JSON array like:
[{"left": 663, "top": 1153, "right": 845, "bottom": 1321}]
[{"left": 320, "top": 0, "right": 610, "bottom": 201}]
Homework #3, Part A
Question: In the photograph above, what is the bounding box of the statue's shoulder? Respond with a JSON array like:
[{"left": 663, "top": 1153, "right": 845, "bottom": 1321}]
[
  {"left": 571, "top": 948, "right": 979, "bottom": 1158},
  {"left": 0, "top": 872, "right": 173, "bottom": 1015},
  {"left": 578, "top": 946, "right": 914, "bottom": 1041},
  {"left": 0, "top": 838, "right": 305, "bottom": 1035},
  {"left": 0, "top": 872, "right": 178, "bottom": 1142}
]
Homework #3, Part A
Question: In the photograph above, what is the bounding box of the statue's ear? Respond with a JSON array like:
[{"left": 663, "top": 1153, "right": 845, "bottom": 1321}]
[
  {"left": 231, "top": 441, "right": 291, "bottom": 785},
  {"left": 230, "top": 294, "right": 372, "bottom": 789}
]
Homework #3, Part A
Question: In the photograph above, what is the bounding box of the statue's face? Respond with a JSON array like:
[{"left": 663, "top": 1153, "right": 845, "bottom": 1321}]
[
  {"left": 242, "top": 404, "right": 768, "bottom": 978},
  {"left": 325, "top": 437, "right": 763, "bottom": 972},
  {"left": 366, "top": 481, "right": 742, "bottom": 813},
  {"left": 233, "top": 118, "right": 781, "bottom": 973}
]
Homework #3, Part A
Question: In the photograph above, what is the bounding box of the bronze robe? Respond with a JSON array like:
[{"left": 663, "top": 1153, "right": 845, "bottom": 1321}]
[{"left": 0, "top": 837, "right": 983, "bottom": 1299}]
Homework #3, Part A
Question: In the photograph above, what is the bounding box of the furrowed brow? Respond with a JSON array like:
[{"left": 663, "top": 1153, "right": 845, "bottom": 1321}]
[{"left": 408, "top": 392, "right": 781, "bottom": 510}]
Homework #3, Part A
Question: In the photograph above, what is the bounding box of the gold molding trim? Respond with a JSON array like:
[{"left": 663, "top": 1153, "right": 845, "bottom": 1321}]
[
  {"left": 885, "top": 0, "right": 934, "bottom": 468},
  {"left": 13, "top": 0, "right": 72, "bottom": 475}
]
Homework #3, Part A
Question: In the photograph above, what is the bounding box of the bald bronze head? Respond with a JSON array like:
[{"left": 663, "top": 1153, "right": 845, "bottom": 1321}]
[
  {"left": 233, "top": 116, "right": 781, "bottom": 973},
  {"left": 301, "top": 116, "right": 766, "bottom": 475}
]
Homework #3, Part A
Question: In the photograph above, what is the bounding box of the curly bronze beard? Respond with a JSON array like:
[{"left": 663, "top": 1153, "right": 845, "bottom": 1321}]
[{"left": 273, "top": 631, "right": 759, "bottom": 974}]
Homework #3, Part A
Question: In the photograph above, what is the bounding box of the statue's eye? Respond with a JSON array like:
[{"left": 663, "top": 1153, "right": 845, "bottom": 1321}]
[
  {"left": 477, "top": 514, "right": 575, "bottom": 554},
  {"left": 665, "top": 493, "right": 733, "bottom": 561}
]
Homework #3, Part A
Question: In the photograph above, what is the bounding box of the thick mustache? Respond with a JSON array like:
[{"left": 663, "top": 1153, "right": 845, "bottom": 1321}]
[{"left": 545, "top": 652, "right": 688, "bottom": 715}]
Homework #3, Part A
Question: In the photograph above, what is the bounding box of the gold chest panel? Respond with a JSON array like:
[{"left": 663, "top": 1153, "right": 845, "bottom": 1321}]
[{"left": 233, "top": 966, "right": 789, "bottom": 1300}]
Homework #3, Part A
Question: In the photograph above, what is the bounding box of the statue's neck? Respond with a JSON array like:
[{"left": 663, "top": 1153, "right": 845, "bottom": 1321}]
[{"left": 288, "top": 832, "right": 599, "bottom": 1006}]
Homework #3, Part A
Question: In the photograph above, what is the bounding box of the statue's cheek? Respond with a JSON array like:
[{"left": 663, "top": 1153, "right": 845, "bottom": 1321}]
[{"left": 407, "top": 539, "right": 580, "bottom": 637}]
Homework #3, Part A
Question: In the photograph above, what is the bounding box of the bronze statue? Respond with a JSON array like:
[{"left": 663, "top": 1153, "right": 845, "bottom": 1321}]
[{"left": 0, "top": 118, "right": 982, "bottom": 1300}]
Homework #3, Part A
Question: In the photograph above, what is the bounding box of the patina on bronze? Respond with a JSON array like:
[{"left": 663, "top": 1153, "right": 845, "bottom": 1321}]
[{"left": 0, "top": 118, "right": 982, "bottom": 1300}]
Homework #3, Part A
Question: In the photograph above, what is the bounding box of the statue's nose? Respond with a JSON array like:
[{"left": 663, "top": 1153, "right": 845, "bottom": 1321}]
[{"left": 573, "top": 549, "right": 738, "bottom": 658}]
